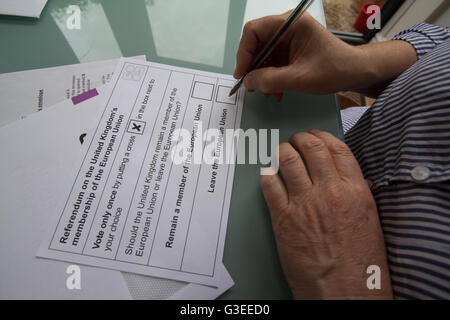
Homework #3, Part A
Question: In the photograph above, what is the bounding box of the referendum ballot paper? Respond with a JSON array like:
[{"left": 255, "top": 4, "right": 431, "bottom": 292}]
[
  {"left": 0, "top": 56, "right": 145, "bottom": 127},
  {"left": 0, "top": 85, "right": 234, "bottom": 299},
  {"left": 38, "top": 58, "right": 245, "bottom": 286}
]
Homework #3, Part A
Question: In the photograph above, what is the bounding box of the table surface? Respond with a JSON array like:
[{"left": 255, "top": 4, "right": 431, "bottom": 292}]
[{"left": 0, "top": 0, "right": 343, "bottom": 299}]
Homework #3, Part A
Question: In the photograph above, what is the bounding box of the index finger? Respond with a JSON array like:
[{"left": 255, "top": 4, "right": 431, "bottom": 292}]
[{"left": 234, "top": 15, "right": 286, "bottom": 79}]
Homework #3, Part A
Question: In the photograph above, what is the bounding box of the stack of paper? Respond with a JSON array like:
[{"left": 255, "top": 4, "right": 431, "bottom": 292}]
[
  {"left": 0, "top": 56, "right": 245, "bottom": 299},
  {"left": 0, "top": 0, "right": 48, "bottom": 18}
]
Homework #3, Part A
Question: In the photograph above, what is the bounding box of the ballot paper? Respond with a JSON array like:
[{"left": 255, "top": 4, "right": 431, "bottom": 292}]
[
  {"left": 0, "top": 84, "right": 234, "bottom": 299},
  {"left": 0, "top": 56, "right": 145, "bottom": 128},
  {"left": 38, "top": 58, "right": 245, "bottom": 286},
  {"left": 0, "top": 0, "right": 47, "bottom": 18}
]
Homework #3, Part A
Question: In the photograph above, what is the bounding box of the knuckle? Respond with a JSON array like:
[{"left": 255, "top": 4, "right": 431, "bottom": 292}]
[
  {"left": 243, "top": 20, "right": 255, "bottom": 34},
  {"left": 291, "top": 132, "right": 326, "bottom": 153},
  {"left": 279, "top": 144, "right": 300, "bottom": 167},
  {"left": 259, "top": 72, "right": 273, "bottom": 93},
  {"left": 303, "top": 137, "right": 326, "bottom": 153},
  {"left": 260, "top": 175, "right": 274, "bottom": 190},
  {"left": 325, "top": 184, "right": 347, "bottom": 209},
  {"left": 280, "top": 153, "right": 300, "bottom": 168},
  {"left": 352, "top": 182, "right": 368, "bottom": 195},
  {"left": 329, "top": 142, "right": 352, "bottom": 157}
]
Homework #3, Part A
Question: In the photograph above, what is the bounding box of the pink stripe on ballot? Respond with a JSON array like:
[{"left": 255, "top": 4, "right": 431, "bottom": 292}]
[{"left": 71, "top": 88, "right": 99, "bottom": 105}]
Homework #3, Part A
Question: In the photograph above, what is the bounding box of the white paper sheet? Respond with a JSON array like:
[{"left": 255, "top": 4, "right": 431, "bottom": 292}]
[
  {"left": 0, "top": 56, "right": 145, "bottom": 128},
  {"left": 0, "top": 0, "right": 48, "bottom": 18},
  {"left": 37, "top": 58, "right": 244, "bottom": 287},
  {"left": 0, "top": 86, "right": 131, "bottom": 299},
  {"left": 0, "top": 84, "right": 234, "bottom": 299},
  {"left": 169, "top": 264, "right": 234, "bottom": 300},
  {"left": 124, "top": 263, "right": 233, "bottom": 300}
]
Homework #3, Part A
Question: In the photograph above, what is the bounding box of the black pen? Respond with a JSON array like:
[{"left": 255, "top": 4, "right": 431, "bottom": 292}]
[{"left": 229, "top": 0, "right": 315, "bottom": 97}]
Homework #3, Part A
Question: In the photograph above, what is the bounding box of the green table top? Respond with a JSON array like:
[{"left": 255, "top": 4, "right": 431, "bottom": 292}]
[{"left": 0, "top": 0, "right": 343, "bottom": 299}]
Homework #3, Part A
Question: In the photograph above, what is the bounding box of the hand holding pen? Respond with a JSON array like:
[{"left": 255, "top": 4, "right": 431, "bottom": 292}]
[{"left": 232, "top": 0, "right": 386, "bottom": 100}]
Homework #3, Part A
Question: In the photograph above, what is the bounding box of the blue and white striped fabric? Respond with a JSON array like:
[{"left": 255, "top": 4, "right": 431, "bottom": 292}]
[
  {"left": 345, "top": 23, "right": 450, "bottom": 300},
  {"left": 341, "top": 106, "right": 369, "bottom": 134}
]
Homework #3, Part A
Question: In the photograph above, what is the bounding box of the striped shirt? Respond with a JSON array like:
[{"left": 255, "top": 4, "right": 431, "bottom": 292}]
[{"left": 345, "top": 23, "right": 450, "bottom": 300}]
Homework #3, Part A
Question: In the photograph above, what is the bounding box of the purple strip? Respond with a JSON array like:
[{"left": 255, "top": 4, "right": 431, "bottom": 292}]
[{"left": 71, "top": 88, "right": 99, "bottom": 105}]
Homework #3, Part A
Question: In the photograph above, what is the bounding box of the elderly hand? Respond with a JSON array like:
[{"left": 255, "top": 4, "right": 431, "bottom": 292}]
[
  {"left": 261, "top": 129, "right": 393, "bottom": 299},
  {"left": 234, "top": 12, "right": 417, "bottom": 99}
]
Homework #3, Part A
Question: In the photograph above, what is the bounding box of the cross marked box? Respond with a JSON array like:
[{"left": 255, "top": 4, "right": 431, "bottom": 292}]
[
  {"left": 191, "top": 81, "right": 214, "bottom": 101},
  {"left": 216, "top": 85, "right": 237, "bottom": 105},
  {"left": 127, "top": 119, "right": 146, "bottom": 135}
]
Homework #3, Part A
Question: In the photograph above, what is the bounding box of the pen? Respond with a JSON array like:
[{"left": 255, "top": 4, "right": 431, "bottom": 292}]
[{"left": 229, "top": 0, "right": 315, "bottom": 97}]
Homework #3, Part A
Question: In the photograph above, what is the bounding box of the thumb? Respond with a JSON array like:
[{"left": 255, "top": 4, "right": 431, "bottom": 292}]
[{"left": 243, "top": 66, "right": 296, "bottom": 94}]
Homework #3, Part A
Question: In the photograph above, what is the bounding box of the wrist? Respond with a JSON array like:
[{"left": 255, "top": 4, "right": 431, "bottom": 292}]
[
  {"left": 343, "top": 44, "right": 383, "bottom": 94},
  {"left": 290, "top": 262, "right": 393, "bottom": 300},
  {"left": 349, "top": 40, "right": 417, "bottom": 97},
  {"left": 326, "top": 42, "right": 380, "bottom": 95}
]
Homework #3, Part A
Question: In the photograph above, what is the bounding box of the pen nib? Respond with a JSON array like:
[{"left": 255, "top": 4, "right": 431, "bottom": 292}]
[{"left": 229, "top": 80, "right": 242, "bottom": 97}]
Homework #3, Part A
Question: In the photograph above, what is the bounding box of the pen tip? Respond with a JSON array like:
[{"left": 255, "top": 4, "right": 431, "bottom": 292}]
[{"left": 229, "top": 85, "right": 238, "bottom": 97}]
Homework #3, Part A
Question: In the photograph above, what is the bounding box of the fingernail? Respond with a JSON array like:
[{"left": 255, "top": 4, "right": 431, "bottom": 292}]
[{"left": 309, "top": 129, "right": 321, "bottom": 134}]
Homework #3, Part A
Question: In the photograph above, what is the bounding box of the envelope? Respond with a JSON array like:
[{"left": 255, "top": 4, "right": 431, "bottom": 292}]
[{"left": 0, "top": 55, "right": 146, "bottom": 128}]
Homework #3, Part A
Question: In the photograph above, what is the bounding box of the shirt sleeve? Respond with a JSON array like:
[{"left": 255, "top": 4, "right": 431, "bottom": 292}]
[{"left": 392, "top": 23, "right": 450, "bottom": 59}]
